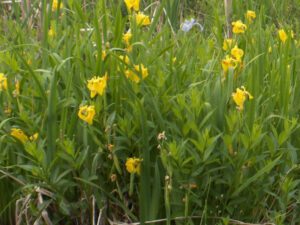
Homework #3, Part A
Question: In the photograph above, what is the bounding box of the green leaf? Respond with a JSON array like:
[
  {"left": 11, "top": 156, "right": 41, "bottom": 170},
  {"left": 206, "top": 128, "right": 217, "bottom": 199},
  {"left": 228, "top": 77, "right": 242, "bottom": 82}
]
[{"left": 231, "top": 155, "right": 282, "bottom": 197}]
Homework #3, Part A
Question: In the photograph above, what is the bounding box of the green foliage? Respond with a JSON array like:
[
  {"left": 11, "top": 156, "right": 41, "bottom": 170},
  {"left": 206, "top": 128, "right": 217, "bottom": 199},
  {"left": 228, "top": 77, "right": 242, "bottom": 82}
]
[{"left": 1, "top": 0, "right": 300, "bottom": 225}]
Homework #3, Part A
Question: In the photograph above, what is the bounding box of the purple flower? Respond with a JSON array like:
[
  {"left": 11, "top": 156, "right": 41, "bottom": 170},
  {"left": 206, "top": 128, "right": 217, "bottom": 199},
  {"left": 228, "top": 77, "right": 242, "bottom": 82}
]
[{"left": 181, "top": 18, "right": 203, "bottom": 32}]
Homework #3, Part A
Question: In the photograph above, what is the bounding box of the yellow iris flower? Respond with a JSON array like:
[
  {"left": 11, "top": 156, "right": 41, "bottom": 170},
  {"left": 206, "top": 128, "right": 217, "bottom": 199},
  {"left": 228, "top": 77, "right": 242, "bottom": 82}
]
[
  {"left": 125, "top": 157, "right": 142, "bottom": 174},
  {"left": 232, "top": 20, "right": 247, "bottom": 34},
  {"left": 246, "top": 10, "right": 256, "bottom": 23},
  {"left": 221, "top": 55, "right": 238, "bottom": 73},
  {"left": 232, "top": 86, "right": 253, "bottom": 111},
  {"left": 125, "top": 64, "right": 148, "bottom": 83},
  {"left": 124, "top": 0, "right": 140, "bottom": 11},
  {"left": 278, "top": 29, "right": 288, "bottom": 43},
  {"left": 87, "top": 74, "right": 108, "bottom": 98},
  {"left": 78, "top": 105, "right": 96, "bottom": 125},
  {"left": 135, "top": 12, "right": 151, "bottom": 26},
  {"left": 231, "top": 45, "right": 244, "bottom": 61}
]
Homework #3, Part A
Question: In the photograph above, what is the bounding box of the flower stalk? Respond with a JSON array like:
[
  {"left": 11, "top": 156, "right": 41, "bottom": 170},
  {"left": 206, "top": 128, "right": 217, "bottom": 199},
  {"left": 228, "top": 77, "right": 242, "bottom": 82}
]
[{"left": 224, "top": 0, "right": 233, "bottom": 38}]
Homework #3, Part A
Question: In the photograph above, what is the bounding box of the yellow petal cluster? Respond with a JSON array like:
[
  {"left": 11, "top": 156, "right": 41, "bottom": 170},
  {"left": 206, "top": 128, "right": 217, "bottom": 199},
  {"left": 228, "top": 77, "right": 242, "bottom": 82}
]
[
  {"left": 232, "top": 20, "right": 247, "bottom": 34},
  {"left": 278, "top": 29, "right": 287, "bottom": 43},
  {"left": 124, "top": 0, "right": 140, "bottom": 11},
  {"left": 246, "top": 10, "right": 256, "bottom": 23},
  {"left": 221, "top": 55, "right": 238, "bottom": 73},
  {"left": 125, "top": 64, "right": 148, "bottom": 83},
  {"left": 135, "top": 12, "right": 151, "bottom": 26},
  {"left": 78, "top": 105, "right": 96, "bottom": 125},
  {"left": 125, "top": 157, "right": 142, "bottom": 174},
  {"left": 0, "top": 73, "right": 8, "bottom": 91},
  {"left": 222, "top": 43, "right": 244, "bottom": 76},
  {"left": 87, "top": 74, "right": 108, "bottom": 98},
  {"left": 232, "top": 86, "right": 253, "bottom": 111},
  {"left": 231, "top": 45, "right": 244, "bottom": 61},
  {"left": 52, "top": 0, "right": 63, "bottom": 11}
]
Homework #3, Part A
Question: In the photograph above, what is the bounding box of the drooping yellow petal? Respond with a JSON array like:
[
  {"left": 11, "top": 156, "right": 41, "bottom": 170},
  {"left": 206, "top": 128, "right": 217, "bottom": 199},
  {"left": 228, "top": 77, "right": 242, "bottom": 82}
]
[{"left": 11, "top": 128, "right": 29, "bottom": 144}]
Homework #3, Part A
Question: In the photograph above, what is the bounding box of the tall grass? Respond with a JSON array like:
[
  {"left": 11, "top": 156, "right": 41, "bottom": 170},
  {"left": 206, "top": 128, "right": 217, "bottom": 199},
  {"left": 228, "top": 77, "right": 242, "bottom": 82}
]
[{"left": 1, "top": 0, "right": 300, "bottom": 224}]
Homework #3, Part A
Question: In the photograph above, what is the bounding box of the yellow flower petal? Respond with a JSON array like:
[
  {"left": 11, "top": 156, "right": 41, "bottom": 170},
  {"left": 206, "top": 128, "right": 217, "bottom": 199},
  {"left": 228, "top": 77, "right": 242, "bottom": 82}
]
[
  {"left": 278, "top": 29, "right": 288, "bottom": 43},
  {"left": 135, "top": 12, "right": 151, "bottom": 26},
  {"left": 122, "top": 31, "right": 132, "bottom": 46},
  {"left": 125, "top": 64, "right": 148, "bottom": 83},
  {"left": 11, "top": 128, "right": 29, "bottom": 144},
  {"left": 124, "top": 0, "right": 140, "bottom": 11},
  {"left": 125, "top": 157, "right": 142, "bottom": 174},
  {"left": 221, "top": 55, "right": 238, "bottom": 73},
  {"left": 87, "top": 74, "right": 108, "bottom": 98},
  {"left": 29, "top": 133, "right": 39, "bottom": 141},
  {"left": 52, "top": 0, "right": 63, "bottom": 11},
  {"left": 246, "top": 10, "right": 256, "bottom": 23},
  {"left": 78, "top": 105, "right": 96, "bottom": 125},
  {"left": 232, "top": 86, "right": 253, "bottom": 111},
  {"left": 0, "top": 73, "right": 8, "bottom": 91},
  {"left": 232, "top": 20, "right": 247, "bottom": 34},
  {"left": 223, "top": 39, "right": 235, "bottom": 51},
  {"left": 231, "top": 45, "right": 244, "bottom": 61}
]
